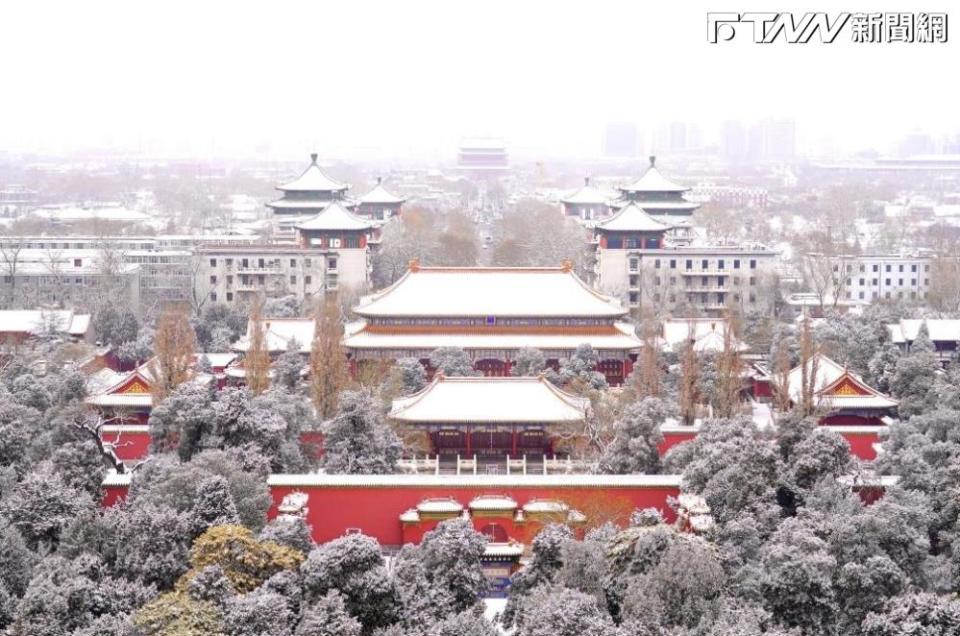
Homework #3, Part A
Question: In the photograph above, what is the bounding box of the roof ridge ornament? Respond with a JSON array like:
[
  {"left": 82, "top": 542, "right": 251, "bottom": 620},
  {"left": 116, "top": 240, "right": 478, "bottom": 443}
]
[
  {"left": 408, "top": 258, "right": 420, "bottom": 272},
  {"left": 310, "top": 152, "right": 318, "bottom": 164},
  {"left": 649, "top": 155, "right": 656, "bottom": 167},
  {"left": 561, "top": 259, "right": 573, "bottom": 272}
]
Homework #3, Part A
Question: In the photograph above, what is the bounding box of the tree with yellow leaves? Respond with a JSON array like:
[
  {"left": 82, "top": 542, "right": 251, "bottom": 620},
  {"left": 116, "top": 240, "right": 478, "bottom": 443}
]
[
  {"left": 244, "top": 297, "right": 271, "bottom": 395},
  {"left": 150, "top": 305, "right": 196, "bottom": 403}
]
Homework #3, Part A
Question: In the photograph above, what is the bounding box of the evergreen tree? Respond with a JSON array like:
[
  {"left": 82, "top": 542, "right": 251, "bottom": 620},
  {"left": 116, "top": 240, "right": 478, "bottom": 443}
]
[
  {"left": 891, "top": 322, "right": 940, "bottom": 418},
  {"left": 189, "top": 476, "right": 241, "bottom": 537},
  {"left": 273, "top": 338, "right": 305, "bottom": 390},
  {"left": 415, "top": 519, "right": 488, "bottom": 611},
  {"left": 556, "top": 344, "right": 607, "bottom": 390},
  {"left": 295, "top": 590, "right": 362, "bottom": 636},
  {"left": 598, "top": 397, "right": 669, "bottom": 474},
  {"left": 300, "top": 533, "right": 399, "bottom": 632},
  {"left": 429, "top": 347, "right": 479, "bottom": 377},
  {"left": 512, "top": 348, "right": 547, "bottom": 377},
  {"left": 322, "top": 389, "right": 402, "bottom": 474},
  {"left": 862, "top": 592, "right": 960, "bottom": 636}
]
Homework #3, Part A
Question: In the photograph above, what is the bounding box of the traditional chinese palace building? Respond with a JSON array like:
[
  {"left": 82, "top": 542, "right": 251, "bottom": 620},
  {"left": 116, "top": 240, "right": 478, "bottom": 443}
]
[
  {"left": 560, "top": 177, "right": 613, "bottom": 220},
  {"left": 356, "top": 177, "right": 405, "bottom": 221},
  {"left": 267, "top": 154, "right": 350, "bottom": 217},
  {"left": 785, "top": 353, "right": 898, "bottom": 460},
  {"left": 342, "top": 262, "right": 643, "bottom": 385},
  {"left": 611, "top": 156, "right": 701, "bottom": 218},
  {"left": 389, "top": 375, "right": 589, "bottom": 462}
]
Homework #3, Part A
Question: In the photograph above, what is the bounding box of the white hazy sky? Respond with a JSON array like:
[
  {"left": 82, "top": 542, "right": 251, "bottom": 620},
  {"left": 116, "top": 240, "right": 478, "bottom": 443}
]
[{"left": 0, "top": 0, "right": 956, "bottom": 160}]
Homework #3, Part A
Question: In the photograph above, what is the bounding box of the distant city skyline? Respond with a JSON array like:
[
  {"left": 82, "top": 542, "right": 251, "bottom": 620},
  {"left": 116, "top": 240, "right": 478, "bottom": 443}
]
[{"left": 0, "top": 1, "right": 956, "bottom": 161}]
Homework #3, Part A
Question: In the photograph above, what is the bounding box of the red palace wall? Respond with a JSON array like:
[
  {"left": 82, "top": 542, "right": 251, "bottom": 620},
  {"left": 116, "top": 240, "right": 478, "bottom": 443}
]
[
  {"left": 658, "top": 430, "right": 699, "bottom": 455},
  {"left": 100, "top": 427, "right": 152, "bottom": 462},
  {"left": 840, "top": 432, "right": 881, "bottom": 461},
  {"left": 267, "top": 476, "right": 681, "bottom": 547},
  {"left": 657, "top": 425, "right": 884, "bottom": 462}
]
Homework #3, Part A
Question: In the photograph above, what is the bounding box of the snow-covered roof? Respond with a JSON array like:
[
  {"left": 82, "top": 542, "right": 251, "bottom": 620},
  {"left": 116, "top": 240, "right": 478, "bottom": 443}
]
[
  {"left": 196, "top": 352, "right": 238, "bottom": 369},
  {"left": 522, "top": 499, "right": 569, "bottom": 513},
  {"left": 609, "top": 198, "right": 700, "bottom": 211},
  {"left": 469, "top": 495, "right": 518, "bottom": 510},
  {"left": 0, "top": 310, "right": 91, "bottom": 336},
  {"left": 399, "top": 509, "right": 420, "bottom": 523},
  {"left": 267, "top": 199, "right": 337, "bottom": 211},
  {"left": 268, "top": 473, "right": 683, "bottom": 488},
  {"left": 358, "top": 179, "right": 405, "bottom": 205},
  {"left": 31, "top": 205, "right": 151, "bottom": 223},
  {"left": 887, "top": 319, "right": 960, "bottom": 344},
  {"left": 560, "top": 178, "right": 613, "bottom": 205},
  {"left": 85, "top": 367, "right": 154, "bottom": 408},
  {"left": 390, "top": 376, "right": 588, "bottom": 424},
  {"left": 233, "top": 318, "right": 314, "bottom": 353},
  {"left": 354, "top": 265, "right": 628, "bottom": 319},
  {"left": 595, "top": 202, "right": 672, "bottom": 233},
  {"left": 277, "top": 155, "right": 349, "bottom": 193},
  {"left": 620, "top": 157, "right": 689, "bottom": 193},
  {"left": 86, "top": 394, "right": 153, "bottom": 408},
  {"left": 100, "top": 424, "right": 150, "bottom": 434},
  {"left": 821, "top": 424, "right": 889, "bottom": 434},
  {"left": 294, "top": 202, "right": 373, "bottom": 232},
  {"left": 484, "top": 543, "right": 525, "bottom": 557},
  {"left": 661, "top": 318, "right": 745, "bottom": 353},
  {"left": 416, "top": 498, "right": 464, "bottom": 514},
  {"left": 102, "top": 470, "right": 132, "bottom": 487},
  {"left": 786, "top": 353, "right": 898, "bottom": 411},
  {"left": 343, "top": 321, "right": 642, "bottom": 353}
]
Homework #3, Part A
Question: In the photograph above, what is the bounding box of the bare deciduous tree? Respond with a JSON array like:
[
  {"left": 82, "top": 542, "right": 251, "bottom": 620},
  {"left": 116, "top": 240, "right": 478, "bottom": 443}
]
[
  {"left": 310, "top": 298, "right": 348, "bottom": 419},
  {"left": 678, "top": 327, "right": 700, "bottom": 426}
]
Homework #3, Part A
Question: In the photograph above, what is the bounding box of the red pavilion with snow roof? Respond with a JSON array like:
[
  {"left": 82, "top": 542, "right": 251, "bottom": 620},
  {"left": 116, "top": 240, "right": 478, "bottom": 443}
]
[
  {"left": 294, "top": 201, "right": 374, "bottom": 249},
  {"left": 343, "top": 262, "right": 642, "bottom": 385},
  {"left": 786, "top": 353, "right": 899, "bottom": 460},
  {"left": 389, "top": 375, "right": 589, "bottom": 463},
  {"left": 594, "top": 201, "right": 673, "bottom": 250}
]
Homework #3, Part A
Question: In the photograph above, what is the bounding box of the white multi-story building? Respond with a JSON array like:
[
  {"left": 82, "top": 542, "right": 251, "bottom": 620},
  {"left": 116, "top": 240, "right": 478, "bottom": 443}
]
[
  {"left": 0, "top": 248, "right": 141, "bottom": 310},
  {"left": 809, "top": 253, "right": 934, "bottom": 304},
  {"left": 592, "top": 202, "right": 779, "bottom": 315},
  {"left": 194, "top": 242, "right": 368, "bottom": 308}
]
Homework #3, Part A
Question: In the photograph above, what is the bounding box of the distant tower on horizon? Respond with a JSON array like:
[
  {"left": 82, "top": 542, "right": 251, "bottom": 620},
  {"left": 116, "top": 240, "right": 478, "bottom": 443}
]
[{"left": 456, "top": 138, "right": 510, "bottom": 179}]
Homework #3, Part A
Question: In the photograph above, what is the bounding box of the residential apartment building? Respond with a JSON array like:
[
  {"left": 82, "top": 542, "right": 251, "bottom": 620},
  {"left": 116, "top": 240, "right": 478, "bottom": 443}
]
[
  {"left": 591, "top": 202, "right": 778, "bottom": 315},
  {"left": 814, "top": 253, "right": 934, "bottom": 304},
  {"left": 195, "top": 242, "right": 369, "bottom": 307},
  {"left": 0, "top": 248, "right": 141, "bottom": 310},
  {"left": 619, "top": 246, "right": 779, "bottom": 314}
]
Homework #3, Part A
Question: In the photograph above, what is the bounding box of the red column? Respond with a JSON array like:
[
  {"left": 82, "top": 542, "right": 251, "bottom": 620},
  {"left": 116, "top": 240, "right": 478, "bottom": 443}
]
[
  {"left": 503, "top": 359, "right": 512, "bottom": 376},
  {"left": 511, "top": 428, "right": 518, "bottom": 458},
  {"left": 624, "top": 357, "right": 634, "bottom": 379},
  {"left": 465, "top": 426, "right": 472, "bottom": 458}
]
